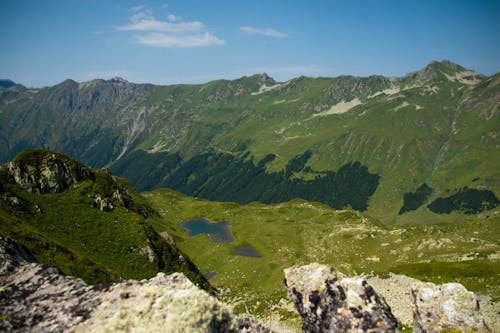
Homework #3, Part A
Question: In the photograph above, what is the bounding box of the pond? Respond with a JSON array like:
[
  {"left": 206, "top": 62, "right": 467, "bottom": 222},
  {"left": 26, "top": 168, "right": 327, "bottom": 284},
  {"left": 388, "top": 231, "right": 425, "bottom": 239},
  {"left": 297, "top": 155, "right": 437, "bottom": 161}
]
[
  {"left": 180, "top": 218, "right": 234, "bottom": 243},
  {"left": 232, "top": 246, "right": 262, "bottom": 258},
  {"left": 203, "top": 271, "right": 217, "bottom": 281}
]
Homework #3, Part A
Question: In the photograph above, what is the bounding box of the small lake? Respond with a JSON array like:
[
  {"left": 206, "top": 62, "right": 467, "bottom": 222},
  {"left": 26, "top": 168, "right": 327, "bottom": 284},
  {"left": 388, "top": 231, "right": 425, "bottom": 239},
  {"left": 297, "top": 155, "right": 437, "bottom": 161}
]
[
  {"left": 232, "top": 246, "right": 262, "bottom": 258},
  {"left": 203, "top": 271, "right": 217, "bottom": 281},
  {"left": 180, "top": 218, "right": 234, "bottom": 243}
]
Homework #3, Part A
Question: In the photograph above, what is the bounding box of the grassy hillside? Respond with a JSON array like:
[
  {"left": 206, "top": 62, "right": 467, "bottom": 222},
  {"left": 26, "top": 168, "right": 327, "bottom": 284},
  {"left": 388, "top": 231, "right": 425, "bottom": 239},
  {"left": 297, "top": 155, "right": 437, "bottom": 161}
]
[
  {"left": 144, "top": 188, "right": 500, "bottom": 324},
  {"left": 0, "top": 149, "right": 209, "bottom": 289},
  {"left": 1, "top": 61, "right": 498, "bottom": 222}
]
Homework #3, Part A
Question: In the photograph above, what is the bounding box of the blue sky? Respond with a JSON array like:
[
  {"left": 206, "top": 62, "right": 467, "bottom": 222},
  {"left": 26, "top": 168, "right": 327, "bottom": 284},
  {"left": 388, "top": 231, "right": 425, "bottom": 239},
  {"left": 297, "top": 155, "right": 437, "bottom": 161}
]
[{"left": 1, "top": 0, "right": 499, "bottom": 87}]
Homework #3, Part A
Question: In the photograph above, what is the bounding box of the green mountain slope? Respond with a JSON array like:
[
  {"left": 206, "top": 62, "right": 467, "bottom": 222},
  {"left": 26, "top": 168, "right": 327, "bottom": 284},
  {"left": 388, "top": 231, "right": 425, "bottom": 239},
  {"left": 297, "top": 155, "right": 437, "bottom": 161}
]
[
  {"left": 0, "top": 61, "right": 498, "bottom": 221},
  {"left": 0, "top": 149, "right": 209, "bottom": 289}
]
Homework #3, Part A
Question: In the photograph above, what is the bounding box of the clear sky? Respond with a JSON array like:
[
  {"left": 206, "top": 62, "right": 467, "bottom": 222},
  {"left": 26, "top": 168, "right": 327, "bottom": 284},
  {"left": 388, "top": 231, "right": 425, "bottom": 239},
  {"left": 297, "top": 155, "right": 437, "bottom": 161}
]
[{"left": 1, "top": 0, "right": 499, "bottom": 87}]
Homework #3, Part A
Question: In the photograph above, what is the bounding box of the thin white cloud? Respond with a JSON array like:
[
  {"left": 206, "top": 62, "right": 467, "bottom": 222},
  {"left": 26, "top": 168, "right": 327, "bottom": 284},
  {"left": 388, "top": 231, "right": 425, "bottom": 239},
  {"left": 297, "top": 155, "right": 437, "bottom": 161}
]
[
  {"left": 167, "top": 14, "right": 180, "bottom": 22},
  {"left": 117, "top": 7, "right": 223, "bottom": 48},
  {"left": 239, "top": 26, "right": 288, "bottom": 38},
  {"left": 119, "top": 20, "right": 203, "bottom": 32},
  {"left": 136, "top": 32, "right": 224, "bottom": 48},
  {"left": 130, "top": 5, "right": 145, "bottom": 12},
  {"left": 118, "top": 10, "right": 203, "bottom": 33}
]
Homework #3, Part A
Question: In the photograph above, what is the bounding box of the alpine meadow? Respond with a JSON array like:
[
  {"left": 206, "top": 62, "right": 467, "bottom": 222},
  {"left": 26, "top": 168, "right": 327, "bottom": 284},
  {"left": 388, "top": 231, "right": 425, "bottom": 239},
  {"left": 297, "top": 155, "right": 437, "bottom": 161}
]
[{"left": 1, "top": 1, "right": 499, "bottom": 332}]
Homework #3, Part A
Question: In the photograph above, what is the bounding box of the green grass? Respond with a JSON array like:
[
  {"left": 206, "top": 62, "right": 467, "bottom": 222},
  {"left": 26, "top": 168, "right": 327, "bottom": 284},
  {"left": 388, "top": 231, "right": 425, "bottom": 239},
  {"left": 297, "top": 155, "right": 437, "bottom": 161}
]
[
  {"left": 112, "top": 69, "right": 498, "bottom": 223},
  {"left": 2, "top": 62, "right": 498, "bottom": 225},
  {"left": 144, "top": 188, "right": 500, "bottom": 326},
  {"left": 390, "top": 260, "right": 500, "bottom": 295},
  {"left": 0, "top": 177, "right": 154, "bottom": 282},
  {"left": 0, "top": 150, "right": 209, "bottom": 289}
]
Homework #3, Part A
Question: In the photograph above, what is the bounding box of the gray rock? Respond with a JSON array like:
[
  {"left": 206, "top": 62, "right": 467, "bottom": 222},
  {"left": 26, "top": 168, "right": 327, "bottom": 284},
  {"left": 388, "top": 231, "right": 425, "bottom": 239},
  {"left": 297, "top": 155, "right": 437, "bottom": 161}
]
[
  {"left": 93, "top": 193, "right": 114, "bottom": 211},
  {"left": 0, "top": 237, "right": 102, "bottom": 332},
  {"left": 411, "top": 282, "right": 490, "bottom": 333},
  {"left": 3, "top": 153, "right": 92, "bottom": 194},
  {"left": 0, "top": 237, "right": 268, "bottom": 333},
  {"left": 283, "top": 263, "right": 401, "bottom": 333}
]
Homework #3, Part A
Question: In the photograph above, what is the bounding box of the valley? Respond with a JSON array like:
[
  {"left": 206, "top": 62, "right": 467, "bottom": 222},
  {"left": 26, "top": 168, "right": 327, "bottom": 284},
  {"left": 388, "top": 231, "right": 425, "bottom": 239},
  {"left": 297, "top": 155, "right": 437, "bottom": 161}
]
[
  {"left": 1, "top": 60, "right": 498, "bottom": 223},
  {"left": 0, "top": 60, "right": 499, "bottom": 331},
  {"left": 144, "top": 188, "right": 499, "bottom": 329}
]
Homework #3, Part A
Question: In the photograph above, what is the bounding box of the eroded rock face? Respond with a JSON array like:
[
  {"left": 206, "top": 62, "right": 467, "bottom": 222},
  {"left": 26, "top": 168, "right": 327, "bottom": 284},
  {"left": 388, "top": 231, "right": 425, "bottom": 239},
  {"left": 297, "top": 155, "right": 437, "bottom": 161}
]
[
  {"left": 412, "top": 282, "right": 490, "bottom": 333},
  {"left": 3, "top": 152, "right": 93, "bottom": 194},
  {"left": 0, "top": 237, "right": 101, "bottom": 332},
  {"left": 283, "top": 263, "right": 401, "bottom": 333},
  {"left": 0, "top": 237, "right": 268, "bottom": 333}
]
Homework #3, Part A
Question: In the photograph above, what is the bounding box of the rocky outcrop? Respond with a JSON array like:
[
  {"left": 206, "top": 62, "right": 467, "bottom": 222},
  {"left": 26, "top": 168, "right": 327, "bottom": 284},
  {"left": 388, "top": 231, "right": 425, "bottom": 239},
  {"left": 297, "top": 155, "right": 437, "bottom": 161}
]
[
  {"left": 367, "top": 273, "right": 498, "bottom": 331},
  {"left": 0, "top": 237, "right": 101, "bottom": 332},
  {"left": 283, "top": 263, "right": 401, "bottom": 333},
  {"left": 92, "top": 193, "right": 114, "bottom": 211},
  {"left": 2, "top": 150, "right": 93, "bottom": 194},
  {"left": 0, "top": 237, "right": 268, "bottom": 333},
  {"left": 0, "top": 149, "right": 147, "bottom": 215},
  {"left": 1, "top": 236, "right": 494, "bottom": 333},
  {"left": 284, "top": 263, "right": 493, "bottom": 333},
  {"left": 412, "top": 282, "right": 490, "bottom": 333}
]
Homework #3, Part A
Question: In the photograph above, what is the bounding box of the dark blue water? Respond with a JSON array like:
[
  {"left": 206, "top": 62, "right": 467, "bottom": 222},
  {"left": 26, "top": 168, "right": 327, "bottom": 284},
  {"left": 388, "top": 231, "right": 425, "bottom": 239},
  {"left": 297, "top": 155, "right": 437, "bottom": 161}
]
[
  {"left": 232, "top": 246, "right": 261, "bottom": 258},
  {"left": 180, "top": 218, "right": 234, "bottom": 243}
]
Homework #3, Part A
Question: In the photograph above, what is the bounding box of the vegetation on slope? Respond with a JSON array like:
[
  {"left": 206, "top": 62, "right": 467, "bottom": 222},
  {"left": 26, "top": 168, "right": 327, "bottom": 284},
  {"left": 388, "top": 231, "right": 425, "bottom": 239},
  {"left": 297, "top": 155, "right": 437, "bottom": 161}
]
[
  {"left": 428, "top": 187, "right": 499, "bottom": 214},
  {"left": 1, "top": 60, "right": 498, "bottom": 222},
  {"left": 0, "top": 149, "right": 209, "bottom": 289},
  {"left": 117, "top": 149, "right": 380, "bottom": 211},
  {"left": 399, "top": 183, "right": 433, "bottom": 214},
  {"left": 145, "top": 188, "right": 500, "bottom": 323}
]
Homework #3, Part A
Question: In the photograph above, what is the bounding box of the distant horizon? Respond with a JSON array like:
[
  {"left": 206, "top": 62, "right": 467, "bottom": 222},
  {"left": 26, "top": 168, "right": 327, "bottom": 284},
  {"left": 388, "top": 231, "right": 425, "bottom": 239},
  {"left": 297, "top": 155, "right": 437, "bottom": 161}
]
[
  {"left": 1, "top": 59, "right": 495, "bottom": 89},
  {"left": 1, "top": 0, "right": 499, "bottom": 88}
]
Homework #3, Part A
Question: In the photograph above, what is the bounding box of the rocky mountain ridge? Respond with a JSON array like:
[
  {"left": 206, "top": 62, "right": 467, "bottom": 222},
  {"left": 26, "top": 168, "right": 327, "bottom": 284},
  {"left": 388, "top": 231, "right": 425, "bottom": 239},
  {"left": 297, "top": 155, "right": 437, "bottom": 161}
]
[
  {"left": 0, "top": 60, "right": 498, "bottom": 221},
  {"left": 0, "top": 237, "right": 492, "bottom": 332}
]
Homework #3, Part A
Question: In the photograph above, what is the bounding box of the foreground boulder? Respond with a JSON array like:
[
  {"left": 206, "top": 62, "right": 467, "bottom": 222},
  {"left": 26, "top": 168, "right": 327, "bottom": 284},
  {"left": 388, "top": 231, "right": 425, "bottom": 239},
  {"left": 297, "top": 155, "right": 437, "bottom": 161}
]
[
  {"left": 412, "top": 282, "right": 490, "bottom": 333},
  {"left": 0, "top": 237, "right": 268, "bottom": 333},
  {"left": 283, "top": 263, "right": 401, "bottom": 333}
]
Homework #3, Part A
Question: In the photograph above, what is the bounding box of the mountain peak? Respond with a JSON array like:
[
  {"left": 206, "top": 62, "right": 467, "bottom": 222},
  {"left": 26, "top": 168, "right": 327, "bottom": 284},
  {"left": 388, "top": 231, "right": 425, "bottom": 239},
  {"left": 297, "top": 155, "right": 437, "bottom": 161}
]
[
  {"left": 242, "top": 73, "right": 276, "bottom": 85},
  {"left": 109, "top": 77, "right": 129, "bottom": 84},
  {"left": 426, "top": 59, "right": 466, "bottom": 75},
  {"left": 403, "top": 60, "right": 483, "bottom": 85},
  {"left": 0, "top": 79, "right": 16, "bottom": 88}
]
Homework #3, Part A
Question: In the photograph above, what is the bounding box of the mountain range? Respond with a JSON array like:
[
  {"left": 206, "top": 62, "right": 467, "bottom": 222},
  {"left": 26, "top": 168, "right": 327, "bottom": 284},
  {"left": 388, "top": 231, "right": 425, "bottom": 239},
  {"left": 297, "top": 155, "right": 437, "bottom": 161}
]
[{"left": 1, "top": 60, "right": 498, "bottom": 222}]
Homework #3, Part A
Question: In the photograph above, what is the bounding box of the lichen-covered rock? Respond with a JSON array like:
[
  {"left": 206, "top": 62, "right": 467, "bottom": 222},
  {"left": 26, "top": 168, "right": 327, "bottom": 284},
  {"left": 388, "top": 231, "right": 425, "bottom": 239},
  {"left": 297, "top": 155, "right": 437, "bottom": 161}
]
[
  {"left": 283, "top": 263, "right": 401, "bottom": 333},
  {"left": 0, "top": 236, "right": 36, "bottom": 274},
  {"left": 0, "top": 237, "right": 102, "bottom": 332},
  {"left": 411, "top": 282, "right": 490, "bottom": 333},
  {"left": 2, "top": 151, "right": 93, "bottom": 194},
  {"left": 0, "top": 237, "right": 268, "bottom": 333},
  {"left": 74, "top": 272, "right": 236, "bottom": 333},
  {"left": 93, "top": 193, "right": 114, "bottom": 211},
  {"left": 139, "top": 241, "right": 160, "bottom": 266}
]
